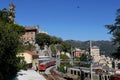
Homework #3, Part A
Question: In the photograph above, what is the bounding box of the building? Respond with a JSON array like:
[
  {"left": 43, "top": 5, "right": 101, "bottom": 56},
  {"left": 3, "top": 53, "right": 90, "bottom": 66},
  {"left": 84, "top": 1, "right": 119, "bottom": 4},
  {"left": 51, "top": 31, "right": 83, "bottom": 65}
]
[
  {"left": 91, "top": 46, "right": 100, "bottom": 62},
  {"left": 21, "top": 26, "right": 39, "bottom": 44},
  {"left": 18, "top": 50, "right": 39, "bottom": 69},
  {"left": 74, "top": 48, "right": 81, "bottom": 57},
  {"left": 21, "top": 26, "right": 48, "bottom": 45},
  {"left": 39, "top": 29, "right": 48, "bottom": 34}
]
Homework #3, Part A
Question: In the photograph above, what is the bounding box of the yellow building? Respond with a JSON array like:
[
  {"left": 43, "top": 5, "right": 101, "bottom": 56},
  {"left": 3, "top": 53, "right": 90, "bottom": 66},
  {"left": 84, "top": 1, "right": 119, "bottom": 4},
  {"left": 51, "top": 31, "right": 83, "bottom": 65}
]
[{"left": 18, "top": 50, "right": 39, "bottom": 69}]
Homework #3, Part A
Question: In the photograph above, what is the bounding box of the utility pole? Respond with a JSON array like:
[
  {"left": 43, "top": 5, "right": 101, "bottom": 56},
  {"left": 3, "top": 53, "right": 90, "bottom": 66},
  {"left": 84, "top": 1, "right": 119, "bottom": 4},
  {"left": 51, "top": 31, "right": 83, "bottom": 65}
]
[
  {"left": 90, "top": 40, "right": 93, "bottom": 80},
  {"left": 71, "top": 47, "right": 74, "bottom": 66},
  {"left": 56, "top": 51, "right": 60, "bottom": 70}
]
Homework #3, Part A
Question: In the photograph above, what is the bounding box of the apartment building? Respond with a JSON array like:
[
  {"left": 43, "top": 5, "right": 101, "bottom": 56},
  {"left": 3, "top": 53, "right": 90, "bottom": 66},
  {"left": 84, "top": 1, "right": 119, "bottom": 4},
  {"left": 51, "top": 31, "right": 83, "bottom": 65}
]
[
  {"left": 91, "top": 46, "right": 100, "bottom": 62},
  {"left": 21, "top": 26, "right": 39, "bottom": 44}
]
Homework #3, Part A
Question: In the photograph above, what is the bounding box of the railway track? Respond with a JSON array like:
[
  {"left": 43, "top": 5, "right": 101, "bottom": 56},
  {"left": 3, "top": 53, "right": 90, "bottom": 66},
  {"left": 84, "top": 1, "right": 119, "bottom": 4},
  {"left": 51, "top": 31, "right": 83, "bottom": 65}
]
[
  {"left": 41, "top": 67, "right": 66, "bottom": 80},
  {"left": 50, "top": 68, "right": 65, "bottom": 80}
]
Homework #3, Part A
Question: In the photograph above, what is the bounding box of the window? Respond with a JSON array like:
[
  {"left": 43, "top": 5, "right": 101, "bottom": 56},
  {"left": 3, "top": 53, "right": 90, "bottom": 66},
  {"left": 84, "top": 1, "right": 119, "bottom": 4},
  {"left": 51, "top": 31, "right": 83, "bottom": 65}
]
[
  {"left": 78, "top": 71, "right": 80, "bottom": 76},
  {"left": 71, "top": 70, "right": 73, "bottom": 74},
  {"left": 74, "top": 70, "right": 76, "bottom": 75}
]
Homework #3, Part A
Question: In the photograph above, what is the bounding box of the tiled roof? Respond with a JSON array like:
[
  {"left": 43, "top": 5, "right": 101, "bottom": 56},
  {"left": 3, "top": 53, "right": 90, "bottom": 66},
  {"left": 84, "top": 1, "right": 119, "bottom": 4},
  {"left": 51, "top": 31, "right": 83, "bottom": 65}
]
[
  {"left": 24, "top": 27, "right": 38, "bottom": 31},
  {"left": 25, "top": 50, "right": 38, "bottom": 56}
]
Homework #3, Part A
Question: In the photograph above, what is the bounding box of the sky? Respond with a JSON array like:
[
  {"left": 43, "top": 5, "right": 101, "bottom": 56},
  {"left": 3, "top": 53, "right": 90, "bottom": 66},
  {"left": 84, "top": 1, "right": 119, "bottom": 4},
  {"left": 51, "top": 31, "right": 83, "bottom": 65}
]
[{"left": 0, "top": 0, "right": 120, "bottom": 41}]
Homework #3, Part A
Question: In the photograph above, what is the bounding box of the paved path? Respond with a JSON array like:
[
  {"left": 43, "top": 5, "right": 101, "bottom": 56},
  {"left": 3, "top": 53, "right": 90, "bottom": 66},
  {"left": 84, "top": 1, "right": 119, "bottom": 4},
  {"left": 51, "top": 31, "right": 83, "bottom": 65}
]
[{"left": 14, "top": 69, "right": 46, "bottom": 80}]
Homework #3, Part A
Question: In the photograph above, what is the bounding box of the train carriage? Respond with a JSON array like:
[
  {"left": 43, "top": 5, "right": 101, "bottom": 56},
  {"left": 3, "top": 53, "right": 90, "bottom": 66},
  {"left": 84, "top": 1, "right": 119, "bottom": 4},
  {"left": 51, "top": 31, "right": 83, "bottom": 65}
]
[
  {"left": 38, "top": 59, "right": 56, "bottom": 71},
  {"left": 38, "top": 61, "right": 49, "bottom": 71},
  {"left": 110, "top": 74, "right": 120, "bottom": 80}
]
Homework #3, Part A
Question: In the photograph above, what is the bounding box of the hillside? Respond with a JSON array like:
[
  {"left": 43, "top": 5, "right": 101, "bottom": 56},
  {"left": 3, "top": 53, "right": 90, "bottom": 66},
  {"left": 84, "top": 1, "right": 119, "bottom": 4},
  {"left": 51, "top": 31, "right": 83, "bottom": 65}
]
[{"left": 65, "top": 40, "right": 117, "bottom": 56}]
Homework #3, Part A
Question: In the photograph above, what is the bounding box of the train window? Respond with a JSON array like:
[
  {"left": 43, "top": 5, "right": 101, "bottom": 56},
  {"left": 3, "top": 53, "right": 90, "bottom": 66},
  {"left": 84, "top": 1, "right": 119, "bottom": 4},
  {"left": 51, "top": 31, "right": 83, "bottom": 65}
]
[
  {"left": 108, "top": 76, "right": 110, "bottom": 79},
  {"left": 99, "top": 75, "right": 102, "bottom": 80},
  {"left": 78, "top": 71, "right": 80, "bottom": 76},
  {"left": 81, "top": 71, "right": 84, "bottom": 80},
  {"left": 74, "top": 70, "right": 76, "bottom": 75},
  {"left": 85, "top": 73, "right": 88, "bottom": 77},
  {"left": 105, "top": 76, "right": 107, "bottom": 80},
  {"left": 118, "top": 63, "right": 120, "bottom": 69},
  {"left": 71, "top": 70, "right": 73, "bottom": 74}
]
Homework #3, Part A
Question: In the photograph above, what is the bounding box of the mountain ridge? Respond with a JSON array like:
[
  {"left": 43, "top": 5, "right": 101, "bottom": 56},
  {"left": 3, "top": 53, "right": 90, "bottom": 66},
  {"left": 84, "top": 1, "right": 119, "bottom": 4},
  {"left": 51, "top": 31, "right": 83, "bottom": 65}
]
[{"left": 65, "top": 40, "right": 117, "bottom": 56}]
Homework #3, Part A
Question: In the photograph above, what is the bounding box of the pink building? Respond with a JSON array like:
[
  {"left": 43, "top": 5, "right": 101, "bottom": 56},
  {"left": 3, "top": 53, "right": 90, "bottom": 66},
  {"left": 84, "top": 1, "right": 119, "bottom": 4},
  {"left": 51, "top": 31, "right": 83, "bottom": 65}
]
[{"left": 74, "top": 48, "right": 81, "bottom": 57}]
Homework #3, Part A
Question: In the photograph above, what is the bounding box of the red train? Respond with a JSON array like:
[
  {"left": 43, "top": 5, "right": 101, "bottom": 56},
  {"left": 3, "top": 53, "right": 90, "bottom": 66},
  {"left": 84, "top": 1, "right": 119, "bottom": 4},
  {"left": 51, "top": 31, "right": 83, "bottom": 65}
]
[
  {"left": 38, "top": 60, "right": 56, "bottom": 71},
  {"left": 110, "top": 74, "right": 120, "bottom": 80}
]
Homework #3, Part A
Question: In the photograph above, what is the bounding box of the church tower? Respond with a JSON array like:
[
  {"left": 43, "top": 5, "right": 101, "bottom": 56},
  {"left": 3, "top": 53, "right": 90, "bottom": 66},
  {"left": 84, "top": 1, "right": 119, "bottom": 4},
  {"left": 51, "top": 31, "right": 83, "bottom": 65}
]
[{"left": 9, "top": 3, "right": 15, "bottom": 22}]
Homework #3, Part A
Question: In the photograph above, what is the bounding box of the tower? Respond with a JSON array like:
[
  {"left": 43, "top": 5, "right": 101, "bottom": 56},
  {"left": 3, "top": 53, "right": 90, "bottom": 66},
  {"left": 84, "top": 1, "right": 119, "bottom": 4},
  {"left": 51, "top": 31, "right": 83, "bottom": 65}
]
[
  {"left": 91, "top": 46, "right": 100, "bottom": 62},
  {"left": 9, "top": 3, "right": 15, "bottom": 22}
]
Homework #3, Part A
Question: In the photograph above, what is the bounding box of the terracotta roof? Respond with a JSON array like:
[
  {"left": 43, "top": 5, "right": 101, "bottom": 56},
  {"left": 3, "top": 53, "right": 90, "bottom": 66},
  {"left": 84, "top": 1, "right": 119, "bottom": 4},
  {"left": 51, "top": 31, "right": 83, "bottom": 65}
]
[
  {"left": 24, "top": 27, "right": 38, "bottom": 31},
  {"left": 25, "top": 50, "right": 38, "bottom": 56}
]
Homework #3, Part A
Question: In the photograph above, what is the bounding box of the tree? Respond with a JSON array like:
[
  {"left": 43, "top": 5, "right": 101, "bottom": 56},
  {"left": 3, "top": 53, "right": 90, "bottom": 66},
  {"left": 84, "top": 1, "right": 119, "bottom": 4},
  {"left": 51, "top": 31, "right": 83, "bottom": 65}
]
[
  {"left": 59, "top": 54, "right": 71, "bottom": 73},
  {"left": 24, "top": 43, "right": 36, "bottom": 51},
  {"left": 0, "top": 8, "right": 25, "bottom": 80},
  {"left": 61, "top": 41, "right": 71, "bottom": 53},
  {"left": 50, "top": 36, "right": 63, "bottom": 44},
  {"left": 36, "top": 33, "right": 51, "bottom": 49},
  {"left": 105, "top": 8, "right": 120, "bottom": 59},
  {"left": 50, "top": 44, "right": 57, "bottom": 57},
  {"left": 79, "top": 53, "right": 91, "bottom": 67},
  {"left": 50, "top": 36, "right": 63, "bottom": 55}
]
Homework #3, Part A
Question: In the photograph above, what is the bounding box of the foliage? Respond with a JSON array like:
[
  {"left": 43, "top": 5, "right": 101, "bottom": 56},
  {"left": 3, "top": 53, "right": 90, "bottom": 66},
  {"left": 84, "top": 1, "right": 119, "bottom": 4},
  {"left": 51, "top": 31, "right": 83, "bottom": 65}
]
[
  {"left": 0, "top": 8, "right": 25, "bottom": 80},
  {"left": 24, "top": 43, "right": 36, "bottom": 51},
  {"left": 60, "top": 54, "right": 71, "bottom": 67},
  {"left": 50, "top": 36, "right": 63, "bottom": 44},
  {"left": 36, "top": 33, "right": 72, "bottom": 54},
  {"left": 105, "top": 8, "right": 120, "bottom": 59},
  {"left": 58, "top": 65, "right": 65, "bottom": 73},
  {"left": 65, "top": 40, "right": 117, "bottom": 56},
  {"left": 61, "top": 41, "right": 71, "bottom": 53},
  {"left": 0, "top": 8, "right": 12, "bottom": 24},
  {"left": 79, "top": 53, "right": 90, "bottom": 67},
  {"left": 74, "top": 57, "right": 80, "bottom": 65},
  {"left": 80, "top": 53, "right": 88, "bottom": 61},
  {"left": 16, "top": 56, "right": 27, "bottom": 70},
  {"left": 55, "top": 44, "right": 63, "bottom": 52},
  {"left": 59, "top": 54, "right": 71, "bottom": 73},
  {"left": 50, "top": 44, "right": 56, "bottom": 57},
  {"left": 36, "top": 33, "right": 51, "bottom": 49},
  {"left": 60, "top": 54, "right": 69, "bottom": 60}
]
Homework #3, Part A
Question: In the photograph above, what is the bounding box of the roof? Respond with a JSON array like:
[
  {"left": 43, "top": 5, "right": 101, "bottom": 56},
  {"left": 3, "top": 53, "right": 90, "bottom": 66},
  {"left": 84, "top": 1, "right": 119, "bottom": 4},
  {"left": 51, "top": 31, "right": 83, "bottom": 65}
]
[
  {"left": 25, "top": 50, "right": 39, "bottom": 56},
  {"left": 92, "top": 46, "right": 99, "bottom": 49},
  {"left": 24, "top": 27, "right": 38, "bottom": 31}
]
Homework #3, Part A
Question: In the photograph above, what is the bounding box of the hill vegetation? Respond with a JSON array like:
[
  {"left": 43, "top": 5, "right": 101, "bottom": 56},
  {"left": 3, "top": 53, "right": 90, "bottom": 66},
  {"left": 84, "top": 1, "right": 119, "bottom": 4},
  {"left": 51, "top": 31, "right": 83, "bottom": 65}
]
[
  {"left": 35, "top": 33, "right": 118, "bottom": 57},
  {"left": 65, "top": 40, "right": 117, "bottom": 56}
]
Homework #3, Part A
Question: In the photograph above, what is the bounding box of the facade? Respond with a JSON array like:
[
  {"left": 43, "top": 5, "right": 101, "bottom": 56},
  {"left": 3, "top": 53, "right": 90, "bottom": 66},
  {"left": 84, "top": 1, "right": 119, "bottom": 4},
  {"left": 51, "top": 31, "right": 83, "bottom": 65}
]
[
  {"left": 21, "top": 26, "right": 48, "bottom": 45},
  {"left": 39, "top": 29, "right": 48, "bottom": 34},
  {"left": 21, "top": 26, "right": 39, "bottom": 44},
  {"left": 18, "top": 50, "right": 39, "bottom": 69},
  {"left": 74, "top": 48, "right": 81, "bottom": 57},
  {"left": 91, "top": 46, "right": 100, "bottom": 62}
]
